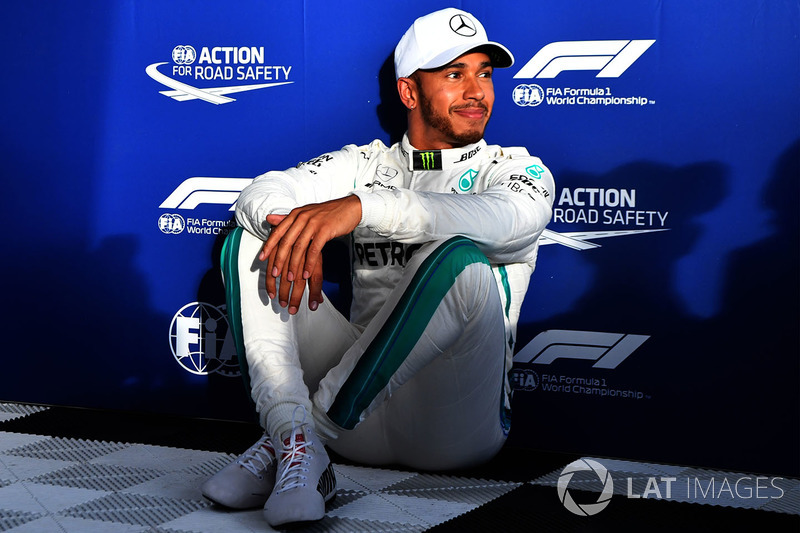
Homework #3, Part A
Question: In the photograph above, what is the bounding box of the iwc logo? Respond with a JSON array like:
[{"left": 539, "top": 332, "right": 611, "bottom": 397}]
[
  {"left": 169, "top": 302, "right": 240, "bottom": 377},
  {"left": 449, "top": 14, "right": 478, "bottom": 37}
]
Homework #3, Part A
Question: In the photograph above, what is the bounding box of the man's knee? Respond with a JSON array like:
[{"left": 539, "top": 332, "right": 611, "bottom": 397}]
[{"left": 413, "top": 237, "right": 496, "bottom": 308}]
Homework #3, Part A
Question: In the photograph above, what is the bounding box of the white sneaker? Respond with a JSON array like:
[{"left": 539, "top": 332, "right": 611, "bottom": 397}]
[
  {"left": 262, "top": 421, "right": 337, "bottom": 526},
  {"left": 201, "top": 434, "right": 277, "bottom": 509}
]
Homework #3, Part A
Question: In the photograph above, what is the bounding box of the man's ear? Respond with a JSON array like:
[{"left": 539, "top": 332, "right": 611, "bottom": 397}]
[{"left": 397, "top": 77, "right": 417, "bottom": 110}]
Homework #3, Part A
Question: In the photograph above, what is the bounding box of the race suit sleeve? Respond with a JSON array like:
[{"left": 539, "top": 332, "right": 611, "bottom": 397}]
[
  {"left": 235, "top": 145, "right": 364, "bottom": 240},
  {"left": 354, "top": 156, "right": 554, "bottom": 264}
]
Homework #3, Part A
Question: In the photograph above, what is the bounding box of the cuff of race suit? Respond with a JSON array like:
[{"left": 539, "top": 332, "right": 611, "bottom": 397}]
[
  {"left": 311, "top": 404, "right": 342, "bottom": 444},
  {"left": 263, "top": 400, "right": 314, "bottom": 446},
  {"left": 352, "top": 190, "right": 390, "bottom": 232}
]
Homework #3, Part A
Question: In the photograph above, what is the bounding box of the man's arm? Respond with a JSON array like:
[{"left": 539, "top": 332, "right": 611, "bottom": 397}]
[
  {"left": 355, "top": 156, "right": 555, "bottom": 265},
  {"left": 235, "top": 145, "right": 363, "bottom": 241},
  {"left": 235, "top": 145, "right": 365, "bottom": 312},
  {"left": 259, "top": 195, "right": 362, "bottom": 315}
]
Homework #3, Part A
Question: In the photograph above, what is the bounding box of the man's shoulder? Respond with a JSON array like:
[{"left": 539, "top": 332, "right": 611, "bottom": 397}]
[
  {"left": 346, "top": 138, "right": 395, "bottom": 153},
  {"left": 481, "top": 143, "right": 553, "bottom": 182},
  {"left": 484, "top": 143, "right": 532, "bottom": 160},
  {"left": 483, "top": 143, "right": 549, "bottom": 170},
  {"left": 332, "top": 138, "right": 399, "bottom": 163}
]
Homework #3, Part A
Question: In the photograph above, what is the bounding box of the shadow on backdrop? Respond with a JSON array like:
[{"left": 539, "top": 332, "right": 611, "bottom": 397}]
[
  {"left": 5, "top": 235, "right": 183, "bottom": 414},
  {"left": 376, "top": 53, "right": 407, "bottom": 146},
  {"left": 511, "top": 146, "right": 799, "bottom": 475}
]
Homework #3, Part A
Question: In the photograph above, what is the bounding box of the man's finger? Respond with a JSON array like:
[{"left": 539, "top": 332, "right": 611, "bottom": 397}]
[
  {"left": 287, "top": 275, "right": 306, "bottom": 315},
  {"left": 271, "top": 210, "right": 312, "bottom": 280},
  {"left": 286, "top": 223, "right": 320, "bottom": 284},
  {"left": 265, "top": 246, "right": 278, "bottom": 300},
  {"left": 307, "top": 258, "right": 324, "bottom": 311},
  {"left": 301, "top": 235, "right": 328, "bottom": 280},
  {"left": 260, "top": 213, "right": 290, "bottom": 262},
  {"left": 278, "top": 254, "right": 292, "bottom": 307}
]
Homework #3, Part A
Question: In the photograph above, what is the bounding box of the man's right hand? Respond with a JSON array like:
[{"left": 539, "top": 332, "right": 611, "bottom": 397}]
[
  {"left": 262, "top": 215, "right": 325, "bottom": 314},
  {"left": 260, "top": 195, "right": 361, "bottom": 314}
]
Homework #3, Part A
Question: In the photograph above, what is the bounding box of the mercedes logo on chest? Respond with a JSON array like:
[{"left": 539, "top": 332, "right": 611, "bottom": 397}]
[{"left": 449, "top": 14, "right": 478, "bottom": 37}]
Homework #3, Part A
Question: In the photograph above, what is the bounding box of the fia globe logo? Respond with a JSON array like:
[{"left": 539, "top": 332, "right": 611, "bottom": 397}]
[
  {"left": 512, "top": 84, "right": 544, "bottom": 107},
  {"left": 557, "top": 459, "right": 614, "bottom": 516},
  {"left": 158, "top": 213, "right": 185, "bottom": 234},
  {"left": 169, "top": 302, "right": 240, "bottom": 377},
  {"left": 172, "top": 45, "right": 196, "bottom": 65}
]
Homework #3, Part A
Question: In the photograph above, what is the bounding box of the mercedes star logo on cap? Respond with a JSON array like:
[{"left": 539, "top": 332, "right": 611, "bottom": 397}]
[{"left": 449, "top": 14, "right": 478, "bottom": 37}]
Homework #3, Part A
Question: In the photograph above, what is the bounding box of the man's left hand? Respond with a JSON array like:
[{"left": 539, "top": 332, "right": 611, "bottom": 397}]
[{"left": 259, "top": 195, "right": 362, "bottom": 314}]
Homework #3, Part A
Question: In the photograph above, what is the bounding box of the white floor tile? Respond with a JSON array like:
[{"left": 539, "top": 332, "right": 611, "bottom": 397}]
[
  {"left": 120, "top": 470, "right": 208, "bottom": 501},
  {"left": 7, "top": 515, "right": 149, "bottom": 533},
  {"left": 0, "top": 481, "right": 108, "bottom": 514},
  {"left": 334, "top": 463, "right": 417, "bottom": 492},
  {"left": 0, "top": 433, "right": 51, "bottom": 454},
  {"left": 328, "top": 493, "right": 429, "bottom": 526},
  {"left": 162, "top": 506, "right": 276, "bottom": 533},
  {"left": 91, "top": 444, "right": 228, "bottom": 472},
  {"left": 379, "top": 492, "right": 478, "bottom": 524},
  {"left": 0, "top": 454, "right": 77, "bottom": 482}
]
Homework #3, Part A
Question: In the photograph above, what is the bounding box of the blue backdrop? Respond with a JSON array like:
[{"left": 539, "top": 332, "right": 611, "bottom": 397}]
[{"left": 2, "top": 0, "right": 798, "bottom": 476}]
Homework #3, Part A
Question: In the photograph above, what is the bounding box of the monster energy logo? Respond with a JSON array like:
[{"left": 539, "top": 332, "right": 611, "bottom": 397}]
[{"left": 413, "top": 150, "right": 443, "bottom": 171}]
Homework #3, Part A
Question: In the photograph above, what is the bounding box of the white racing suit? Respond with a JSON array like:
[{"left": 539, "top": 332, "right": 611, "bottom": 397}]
[{"left": 224, "top": 134, "right": 554, "bottom": 470}]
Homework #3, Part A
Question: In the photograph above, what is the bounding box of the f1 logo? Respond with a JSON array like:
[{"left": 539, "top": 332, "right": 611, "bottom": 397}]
[
  {"left": 160, "top": 177, "right": 252, "bottom": 210},
  {"left": 513, "top": 330, "right": 649, "bottom": 369},
  {"left": 514, "top": 40, "right": 655, "bottom": 79}
]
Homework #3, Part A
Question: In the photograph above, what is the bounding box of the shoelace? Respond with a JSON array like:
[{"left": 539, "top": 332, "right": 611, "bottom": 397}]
[
  {"left": 275, "top": 405, "right": 313, "bottom": 493},
  {"left": 237, "top": 434, "right": 275, "bottom": 477}
]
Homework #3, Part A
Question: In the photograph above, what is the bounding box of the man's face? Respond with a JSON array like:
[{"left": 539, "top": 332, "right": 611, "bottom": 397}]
[{"left": 413, "top": 51, "right": 495, "bottom": 148}]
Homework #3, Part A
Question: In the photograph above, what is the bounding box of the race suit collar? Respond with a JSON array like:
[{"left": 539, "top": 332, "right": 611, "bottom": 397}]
[{"left": 401, "top": 133, "right": 488, "bottom": 172}]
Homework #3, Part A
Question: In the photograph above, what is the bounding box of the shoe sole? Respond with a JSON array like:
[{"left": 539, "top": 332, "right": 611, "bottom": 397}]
[{"left": 201, "top": 492, "right": 268, "bottom": 510}]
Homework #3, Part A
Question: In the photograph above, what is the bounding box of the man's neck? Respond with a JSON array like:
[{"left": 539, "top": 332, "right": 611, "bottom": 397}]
[{"left": 402, "top": 134, "right": 486, "bottom": 172}]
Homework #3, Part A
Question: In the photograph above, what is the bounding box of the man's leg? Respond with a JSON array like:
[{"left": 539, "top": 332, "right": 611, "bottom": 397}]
[
  {"left": 224, "top": 227, "right": 358, "bottom": 444},
  {"left": 205, "top": 227, "right": 352, "bottom": 522},
  {"left": 314, "top": 236, "right": 510, "bottom": 470}
]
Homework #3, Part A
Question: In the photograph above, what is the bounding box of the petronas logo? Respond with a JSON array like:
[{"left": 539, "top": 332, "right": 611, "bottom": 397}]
[{"left": 413, "top": 150, "right": 442, "bottom": 171}]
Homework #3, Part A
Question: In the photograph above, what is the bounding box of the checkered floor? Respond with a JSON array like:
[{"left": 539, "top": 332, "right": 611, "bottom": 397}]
[{"left": 0, "top": 403, "right": 797, "bottom": 532}]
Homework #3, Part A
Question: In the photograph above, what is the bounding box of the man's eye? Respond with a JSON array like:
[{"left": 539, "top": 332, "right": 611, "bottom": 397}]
[{"left": 447, "top": 72, "right": 460, "bottom": 79}]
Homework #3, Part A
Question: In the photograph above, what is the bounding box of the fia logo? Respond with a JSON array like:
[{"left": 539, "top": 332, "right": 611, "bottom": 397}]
[
  {"left": 158, "top": 213, "right": 185, "bottom": 234},
  {"left": 169, "top": 302, "right": 239, "bottom": 376}
]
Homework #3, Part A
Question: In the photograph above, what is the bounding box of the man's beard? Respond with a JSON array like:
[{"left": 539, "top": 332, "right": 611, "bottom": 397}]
[{"left": 418, "top": 90, "right": 488, "bottom": 146}]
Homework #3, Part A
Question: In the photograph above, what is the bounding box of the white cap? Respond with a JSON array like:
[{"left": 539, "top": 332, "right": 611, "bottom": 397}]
[{"left": 394, "top": 8, "right": 514, "bottom": 80}]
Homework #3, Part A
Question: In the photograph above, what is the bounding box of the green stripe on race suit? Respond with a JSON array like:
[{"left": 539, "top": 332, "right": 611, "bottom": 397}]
[
  {"left": 220, "top": 226, "right": 250, "bottom": 392},
  {"left": 498, "top": 264, "right": 512, "bottom": 317},
  {"left": 327, "top": 236, "right": 491, "bottom": 430}
]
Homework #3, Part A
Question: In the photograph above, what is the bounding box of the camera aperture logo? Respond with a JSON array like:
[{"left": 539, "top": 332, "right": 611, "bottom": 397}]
[
  {"left": 146, "top": 45, "right": 294, "bottom": 105},
  {"left": 558, "top": 459, "right": 614, "bottom": 516},
  {"left": 553, "top": 458, "right": 790, "bottom": 517}
]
